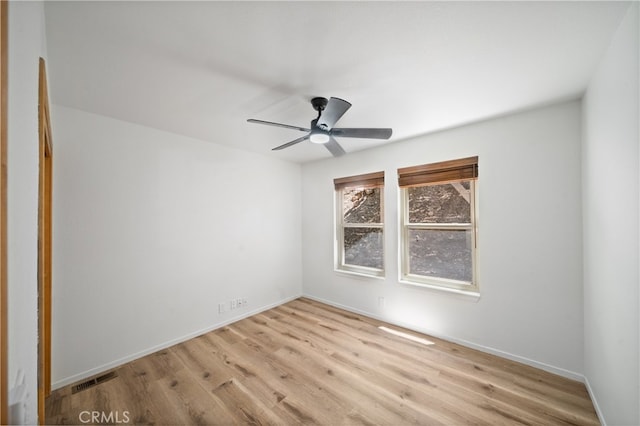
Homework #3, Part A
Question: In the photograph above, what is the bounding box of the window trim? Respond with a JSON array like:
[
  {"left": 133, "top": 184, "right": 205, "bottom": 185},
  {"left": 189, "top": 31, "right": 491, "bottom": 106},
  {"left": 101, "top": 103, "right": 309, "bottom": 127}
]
[
  {"left": 398, "top": 158, "right": 479, "bottom": 293},
  {"left": 334, "top": 172, "right": 385, "bottom": 278}
]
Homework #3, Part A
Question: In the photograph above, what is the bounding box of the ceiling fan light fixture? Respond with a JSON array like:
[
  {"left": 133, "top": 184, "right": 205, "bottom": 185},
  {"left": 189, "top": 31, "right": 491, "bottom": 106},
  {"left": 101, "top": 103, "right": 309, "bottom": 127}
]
[{"left": 309, "top": 131, "right": 330, "bottom": 144}]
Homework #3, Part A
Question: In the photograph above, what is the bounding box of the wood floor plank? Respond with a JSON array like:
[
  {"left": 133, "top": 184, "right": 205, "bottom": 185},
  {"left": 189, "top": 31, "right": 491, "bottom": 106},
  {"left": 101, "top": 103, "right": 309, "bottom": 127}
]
[
  {"left": 46, "top": 297, "right": 600, "bottom": 425},
  {"left": 171, "top": 335, "right": 237, "bottom": 388},
  {"left": 117, "top": 364, "right": 176, "bottom": 425},
  {"left": 156, "top": 367, "right": 236, "bottom": 425}
]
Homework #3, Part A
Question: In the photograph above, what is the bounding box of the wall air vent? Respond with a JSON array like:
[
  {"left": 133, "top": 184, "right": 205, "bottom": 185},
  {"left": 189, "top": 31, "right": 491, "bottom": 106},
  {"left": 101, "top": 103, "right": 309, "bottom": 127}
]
[{"left": 71, "top": 371, "right": 118, "bottom": 394}]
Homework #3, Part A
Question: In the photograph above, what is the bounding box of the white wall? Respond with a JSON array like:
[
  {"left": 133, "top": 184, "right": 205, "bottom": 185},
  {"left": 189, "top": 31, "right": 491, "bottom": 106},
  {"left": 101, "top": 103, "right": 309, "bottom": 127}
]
[
  {"left": 582, "top": 3, "right": 639, "bottom": 425},
  {"left": 51, "top": 105, "right": 302, "bottom": 387},
  {"left": 7, "top": 1, "right": 47, "bottom": 424},
  {"left": 302, "top": 101, "right": 584, "bottom": 378}
]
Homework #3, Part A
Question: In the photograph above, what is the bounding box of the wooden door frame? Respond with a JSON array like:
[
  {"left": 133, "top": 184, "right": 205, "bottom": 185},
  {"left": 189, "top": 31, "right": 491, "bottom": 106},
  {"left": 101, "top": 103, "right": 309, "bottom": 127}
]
[
  {"left": 37, "top": 57, "right": 52, "bottom": 424},
  {"left": 0, "top": 1, "right": 8, "bottom": 424}
]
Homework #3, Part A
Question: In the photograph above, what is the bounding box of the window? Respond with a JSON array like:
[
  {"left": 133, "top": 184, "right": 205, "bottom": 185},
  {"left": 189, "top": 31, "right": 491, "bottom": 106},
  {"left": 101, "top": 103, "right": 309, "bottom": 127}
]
[
  {"left": 334, "top": 171, "right": 384, "bottom": 277},
  {"left": 398, "top": 157, "right": 478, "bottom": 292}
]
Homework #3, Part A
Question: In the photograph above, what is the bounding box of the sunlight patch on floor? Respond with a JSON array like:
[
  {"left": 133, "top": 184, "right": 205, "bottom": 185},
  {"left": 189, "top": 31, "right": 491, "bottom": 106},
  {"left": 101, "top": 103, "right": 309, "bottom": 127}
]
[{"left": 378, "top": 326, "right": 435, "bottom": 346}]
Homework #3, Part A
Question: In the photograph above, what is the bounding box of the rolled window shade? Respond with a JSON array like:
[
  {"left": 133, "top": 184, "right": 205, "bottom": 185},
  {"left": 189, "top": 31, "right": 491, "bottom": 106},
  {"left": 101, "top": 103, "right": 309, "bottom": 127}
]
[
  {"left": 334, "top": 171, "right": 384, "bottom": 190},
  {"left": 398, "top": 156, "right": 478, "bottom": 187}
]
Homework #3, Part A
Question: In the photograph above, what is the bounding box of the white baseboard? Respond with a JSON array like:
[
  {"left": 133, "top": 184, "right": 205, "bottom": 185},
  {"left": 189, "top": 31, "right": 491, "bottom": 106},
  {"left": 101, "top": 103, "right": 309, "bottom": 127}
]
[
  {"left": 52, "top": 293, "right": 302, "bottom": 390},
  {"left": 584, "top": 376, "right": 606, "bottom": 425},
  {"left": 302, "top": 294, "right": 585, "bottom": 382}
]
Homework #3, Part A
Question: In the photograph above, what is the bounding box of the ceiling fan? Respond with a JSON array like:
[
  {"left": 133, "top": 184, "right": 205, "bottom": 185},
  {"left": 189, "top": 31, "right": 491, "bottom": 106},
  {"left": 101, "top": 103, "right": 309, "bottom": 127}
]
[{"left": 247, "top": 97, "right": 393, "bottom": 157}]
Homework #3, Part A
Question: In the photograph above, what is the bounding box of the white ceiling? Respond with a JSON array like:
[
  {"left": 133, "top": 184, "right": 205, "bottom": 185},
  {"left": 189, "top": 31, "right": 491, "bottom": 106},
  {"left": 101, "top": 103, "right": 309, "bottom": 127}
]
[{"left": 44, "top": 1, "right": 631, "bottom": 163}]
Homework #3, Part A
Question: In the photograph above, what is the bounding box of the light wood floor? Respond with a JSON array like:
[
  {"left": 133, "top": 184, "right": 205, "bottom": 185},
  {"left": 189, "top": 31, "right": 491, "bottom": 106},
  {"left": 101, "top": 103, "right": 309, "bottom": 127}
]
[{"left": 46, "top": 298, "right": 599, "bottom": 425}]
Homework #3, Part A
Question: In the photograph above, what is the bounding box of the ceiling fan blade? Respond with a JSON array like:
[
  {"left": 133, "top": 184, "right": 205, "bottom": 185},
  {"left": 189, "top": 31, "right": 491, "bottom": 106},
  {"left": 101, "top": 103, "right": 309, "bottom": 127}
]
[
  {"left": 317, "top": 97, "right": 351, "bottom": 130},
  {"left": 247, "top": 119, "right": 310, "bottom": 133},
  {"left": 272, "top": 134, "right": 310, "bottom": 151},
  {"left": 323, "top": 136, "right": 346, "bottom": 157},
  {"left": 331, "top": 128, "right": 393, "bottom": 139}
]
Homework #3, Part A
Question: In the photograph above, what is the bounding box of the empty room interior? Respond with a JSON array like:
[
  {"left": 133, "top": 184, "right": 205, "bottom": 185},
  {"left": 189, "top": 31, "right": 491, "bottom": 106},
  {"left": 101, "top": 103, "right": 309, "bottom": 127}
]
[{"left": 3, "top": 1, "right": 639, "bottom": 425}]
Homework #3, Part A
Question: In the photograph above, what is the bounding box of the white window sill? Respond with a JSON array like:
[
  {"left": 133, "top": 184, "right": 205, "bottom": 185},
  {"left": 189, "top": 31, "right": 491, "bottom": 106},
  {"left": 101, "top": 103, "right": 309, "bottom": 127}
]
[
  {"left": 335, "top": 268, "right": 386, "bottom": 280},
  {"left": 399, "top": 279, "right": 481, "bottom": 301}
]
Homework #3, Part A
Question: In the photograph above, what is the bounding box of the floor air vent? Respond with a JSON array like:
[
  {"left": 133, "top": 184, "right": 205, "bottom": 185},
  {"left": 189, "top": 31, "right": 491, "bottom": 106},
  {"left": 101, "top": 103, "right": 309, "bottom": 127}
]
[{"left": 71, "top": 371, "right": 118, "bottom": 394}]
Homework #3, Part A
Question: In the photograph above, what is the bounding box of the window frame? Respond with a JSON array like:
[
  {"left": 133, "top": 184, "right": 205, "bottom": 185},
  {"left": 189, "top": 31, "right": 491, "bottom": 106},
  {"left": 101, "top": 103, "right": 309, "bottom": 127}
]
[
  {"left": 398, "top": 157, "right": 479, "bottom": 293},
  {"left": 334, "top": 171, "right": 385, "bottom": 278}
]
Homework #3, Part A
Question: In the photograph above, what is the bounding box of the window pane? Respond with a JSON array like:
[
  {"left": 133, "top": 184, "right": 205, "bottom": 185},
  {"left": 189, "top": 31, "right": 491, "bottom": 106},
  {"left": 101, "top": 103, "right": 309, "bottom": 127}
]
[
  {"left": 408, "top": 229, "right": 472, "bottom": 282},
  {"left": 344, "top": 227, "right": 383, "bottom": 269},
  {"left": 343, "top": 187, "right": 382, "bottom": 223},
  {"left": 408, "top": 182, "right": 470, "bottom": 223}
]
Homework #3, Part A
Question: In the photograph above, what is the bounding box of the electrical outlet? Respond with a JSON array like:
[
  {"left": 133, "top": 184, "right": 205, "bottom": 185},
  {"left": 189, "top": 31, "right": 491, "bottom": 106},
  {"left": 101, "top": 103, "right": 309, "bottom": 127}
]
[
  {"left": 218, "top": 303, "right": 226, "bottom": 314},
  {"left": 242, "top": 298, "right": 247, "bottom": 307},
  {"left": 378, "top": 297, "right": 385, "bottom": 309},
  {"left": 231, "top": 299, "right": 237, "bottom": 309}
]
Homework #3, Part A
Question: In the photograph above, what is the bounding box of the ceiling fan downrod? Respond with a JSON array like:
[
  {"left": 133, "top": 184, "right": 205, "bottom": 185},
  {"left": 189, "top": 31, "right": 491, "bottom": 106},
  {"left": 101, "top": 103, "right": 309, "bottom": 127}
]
[{"left": 310, "top": 97, "right": 328, "bottom": 113}]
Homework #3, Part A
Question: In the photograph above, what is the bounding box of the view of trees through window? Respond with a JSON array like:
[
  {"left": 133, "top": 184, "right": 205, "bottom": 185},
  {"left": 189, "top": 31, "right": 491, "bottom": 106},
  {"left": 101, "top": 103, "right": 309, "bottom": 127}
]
[
  {"left": 342, "top": 188, "right": 383, "bottom": 269},
  {"left": 407, "top": 182, "right": 471, "bottom": 223},
  {"left": 406, "top": 182, "right": 473, "bottom": 282}
]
